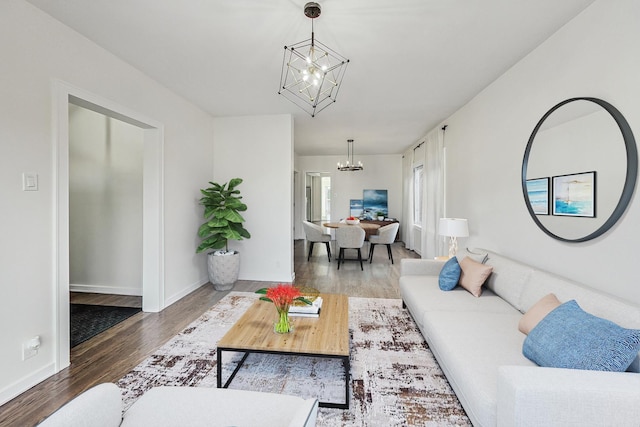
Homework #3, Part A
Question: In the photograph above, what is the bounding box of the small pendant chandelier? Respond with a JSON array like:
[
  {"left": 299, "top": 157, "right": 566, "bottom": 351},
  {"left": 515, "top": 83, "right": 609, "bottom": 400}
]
[
  {"left": 278, "top": 2, "right": 350, "bottom": 117},
  {"left": 337, "top": 139, "right": 363, "bottom": 171}
]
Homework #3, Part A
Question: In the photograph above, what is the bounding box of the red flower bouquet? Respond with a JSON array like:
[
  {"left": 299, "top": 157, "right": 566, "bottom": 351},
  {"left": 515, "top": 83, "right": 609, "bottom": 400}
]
[{"left": 256, "top": 284, "right": 311, "bottom": 333}]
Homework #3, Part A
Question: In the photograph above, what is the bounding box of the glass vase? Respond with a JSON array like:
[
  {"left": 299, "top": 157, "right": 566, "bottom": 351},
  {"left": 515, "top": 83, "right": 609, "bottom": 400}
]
[{"left": 274, "top": 307, "right": 293, "bottom": 334}]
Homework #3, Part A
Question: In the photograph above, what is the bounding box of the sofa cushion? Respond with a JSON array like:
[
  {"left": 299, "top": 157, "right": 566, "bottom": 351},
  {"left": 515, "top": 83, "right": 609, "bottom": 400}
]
[
  {"left": 422, "top": 310, "right": 535, "bottom": 427},
  {"left": 520, "top": 270, "right": 640, "bottom": 330},
  {"left": 523, "top": 300, "right": 640, "bottom": 372},
  {"left": 459, "top": 257, "right": 493, "bottom": 297},
  {"left": 399, "top": 275, "right": 439, "bottom": 329},
  {"left": 438, "top": 257, "right": 460, "bottom": 291},
  {"left": 400, "top": 276, "right": 516, "bottom": 330},
  {"left": 480, "top": 249, "right": 534, "bottom": 312},
  {"left": 518, "top": 293, "right": 561, "bottom": 335}
]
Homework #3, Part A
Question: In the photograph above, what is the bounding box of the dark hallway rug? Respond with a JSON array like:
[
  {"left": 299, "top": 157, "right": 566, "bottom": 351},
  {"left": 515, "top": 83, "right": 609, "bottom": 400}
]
[{"left": 70, "top": 304, "right": 142, "bottom": 348}]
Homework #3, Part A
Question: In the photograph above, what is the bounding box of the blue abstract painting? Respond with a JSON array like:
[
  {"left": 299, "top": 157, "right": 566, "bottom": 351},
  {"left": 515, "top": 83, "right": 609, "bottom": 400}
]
[
  {"left": 350, "top": 199, "right": 363, "bottom": 217},
  {"left": 526, "top": 178, "right": 549, "bottom": 215},
  {"left": 363, "top": 189, "right": 388, "bottom": 220}
]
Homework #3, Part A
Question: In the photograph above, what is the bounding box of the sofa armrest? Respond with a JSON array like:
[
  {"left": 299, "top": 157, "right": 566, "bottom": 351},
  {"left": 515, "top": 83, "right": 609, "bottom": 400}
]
[
  {"left": 122, "top": 387, "right": 315, "bottom": 427},
  {"left": 497, "top": 366, "right": 640, "bottom": 427},
  {"left": 288, "top": 398, "right": 319, "bottom": 427},
  {"left": 38, "top": 383, "right": 123, "bottom": 427},
  {"left": 400, "top": 258, "right": 445, "bottom": 277}
]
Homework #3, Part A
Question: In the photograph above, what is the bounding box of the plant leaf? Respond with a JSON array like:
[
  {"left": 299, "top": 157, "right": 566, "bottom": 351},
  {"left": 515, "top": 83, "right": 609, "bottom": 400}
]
[
  {"left": 207, "top": 217, "right": 229, "bottom": 228},
  {"left": 228, "top": 178, "right": 243, "bottom": 190},
  {"left": 294, "top": 297, "right": 312, "bottom": 305},
  {"left": 224, "top": 210, "right": 245, "bottom": 223}
]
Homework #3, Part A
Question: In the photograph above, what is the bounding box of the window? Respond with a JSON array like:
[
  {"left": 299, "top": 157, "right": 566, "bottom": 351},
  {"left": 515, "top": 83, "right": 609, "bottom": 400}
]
[{"left": 413, "top": 165, "right": 423, "bottom": 226}]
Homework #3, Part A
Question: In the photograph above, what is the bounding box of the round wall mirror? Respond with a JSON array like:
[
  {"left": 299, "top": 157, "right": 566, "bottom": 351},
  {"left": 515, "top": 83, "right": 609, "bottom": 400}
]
[{"left": 522, "top": 97, "right": 638, "bottom": 242}]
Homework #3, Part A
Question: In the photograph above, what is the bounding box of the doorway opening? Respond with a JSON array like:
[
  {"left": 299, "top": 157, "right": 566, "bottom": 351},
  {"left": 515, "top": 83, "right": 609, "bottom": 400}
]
[
  {"left": 68, "top": 105, "right": 143, "bottom": 296},
  {"left": 68, "top": 104, "right": 145, "bottom": 348},
  {"left": 305, "top": 172, "right": 331, "bottom": 223},
  {"left": 53, "top": 81, "right": 164, "bottom": 371}
]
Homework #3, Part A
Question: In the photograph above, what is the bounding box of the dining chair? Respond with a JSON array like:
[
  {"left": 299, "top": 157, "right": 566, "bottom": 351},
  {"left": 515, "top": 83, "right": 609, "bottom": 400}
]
[
  {"left": 368, "top": 222, "right": 400, "bottom": 264},
  {"left": 336, "top": 226, "right": 366, "bottom": 271},
  {"left": 302, "top": 221, "right": 332, "bottom": 262}
]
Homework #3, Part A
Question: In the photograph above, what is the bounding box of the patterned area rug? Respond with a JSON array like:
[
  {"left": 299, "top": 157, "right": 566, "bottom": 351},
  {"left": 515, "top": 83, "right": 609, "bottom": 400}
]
[
  {"left": 117, "top": 292, "right": 470, "bottom": 426},
  {"left": 70, "top": 304, "right": 141, "bottom": 348}
]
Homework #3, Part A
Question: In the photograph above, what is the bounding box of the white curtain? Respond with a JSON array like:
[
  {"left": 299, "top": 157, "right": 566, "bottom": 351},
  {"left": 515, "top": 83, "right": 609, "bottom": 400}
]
[
  {"left": 401, "top": 149, "right": 415, "bottom": 249},
  {"left": 421, "top": 128, "right": 445, "bottom": 259}
]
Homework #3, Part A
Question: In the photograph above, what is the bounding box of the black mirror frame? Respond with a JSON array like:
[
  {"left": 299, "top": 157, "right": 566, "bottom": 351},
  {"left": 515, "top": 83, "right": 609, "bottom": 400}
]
[{"left": 522, "top": 97, "right": 638, "bottom": 242}]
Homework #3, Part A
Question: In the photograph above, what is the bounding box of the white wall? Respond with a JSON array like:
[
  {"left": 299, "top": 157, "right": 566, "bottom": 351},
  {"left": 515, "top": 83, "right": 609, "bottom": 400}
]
[
  {"left": 69, "top": 105, "right": 144, "bottom": 295},
  {"left": 0, "top": 0, "right": 213, "bottom": 404},
  {"left": 212, "top": 115, "right": 294, "bottom": 282},
  {"left": 441, "top": 0, "right": 640, "bottom": 305},
  {"left": 296, "top": 154, "right": 403, "bottom": 237}
]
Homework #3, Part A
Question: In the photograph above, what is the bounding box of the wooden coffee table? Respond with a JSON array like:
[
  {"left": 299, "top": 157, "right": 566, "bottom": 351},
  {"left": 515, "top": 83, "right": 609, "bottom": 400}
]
[{"left": 216, "top": 293, "right": 350, "bottom": 409}]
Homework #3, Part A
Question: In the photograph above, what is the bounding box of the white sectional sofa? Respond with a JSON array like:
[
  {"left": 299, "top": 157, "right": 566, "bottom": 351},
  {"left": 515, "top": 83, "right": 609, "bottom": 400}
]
[
  {"left": 399, "top": 248, "right": 640, "bottom": 427},
  {"left": 38, "top": 383, "right": 319, "bottom": 427}
]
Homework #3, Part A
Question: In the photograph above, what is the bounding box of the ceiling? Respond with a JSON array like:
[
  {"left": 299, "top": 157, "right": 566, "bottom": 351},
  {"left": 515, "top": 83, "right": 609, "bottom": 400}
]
[{"left": 26, "top": 0, "right": 596, "bottom": 156}]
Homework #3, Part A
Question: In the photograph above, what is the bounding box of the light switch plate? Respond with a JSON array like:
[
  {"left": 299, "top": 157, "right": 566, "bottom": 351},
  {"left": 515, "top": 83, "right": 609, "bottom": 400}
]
[{"left": 22, "top": 173, "right": 38, "bottom": 191}]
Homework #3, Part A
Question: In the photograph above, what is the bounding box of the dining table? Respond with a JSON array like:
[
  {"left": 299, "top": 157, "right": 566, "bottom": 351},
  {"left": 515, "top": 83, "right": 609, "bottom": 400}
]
[{"left": 322, "top": 222, "right": 381, "bottom": 240}]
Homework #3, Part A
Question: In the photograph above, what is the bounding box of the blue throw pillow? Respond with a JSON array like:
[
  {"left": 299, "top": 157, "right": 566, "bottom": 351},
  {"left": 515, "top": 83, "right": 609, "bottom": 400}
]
[
  {"left": 438, "top": 257, "right": 460, "bottom": 291},
  {"left": 523, "top": 300, "right": 640, "bottom": 371}
]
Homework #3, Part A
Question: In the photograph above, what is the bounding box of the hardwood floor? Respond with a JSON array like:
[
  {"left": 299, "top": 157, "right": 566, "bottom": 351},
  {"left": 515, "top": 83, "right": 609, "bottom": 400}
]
[
  {"left": 70, "top": 293, "right": 142, "bottom": 308},
  {"left": 0, "top": 240, "right": 419, "bottom": 427}
]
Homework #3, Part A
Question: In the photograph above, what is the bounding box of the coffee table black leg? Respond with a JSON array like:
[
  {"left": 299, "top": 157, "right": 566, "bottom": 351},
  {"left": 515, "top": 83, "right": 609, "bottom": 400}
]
[
  {"left": 344, "top": 355, "right": 350, "bottom": 409},
  {"left": 218, "top": 349, "right": 251, "bottom": 389},
  {"left": 318, "top": 355, "right": 350, "bottom": 409},
  {"left": 216, "top": 348, "right": 222, "bottom": 388}
]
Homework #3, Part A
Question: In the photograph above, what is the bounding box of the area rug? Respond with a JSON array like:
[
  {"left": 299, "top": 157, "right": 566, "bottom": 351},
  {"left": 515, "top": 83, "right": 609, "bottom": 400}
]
[
  {"left": 70, "top": 304, "right": 141, "bottom": 348},
  {"left": 116, "top": 292, "right": 470, "bottom": 426}
]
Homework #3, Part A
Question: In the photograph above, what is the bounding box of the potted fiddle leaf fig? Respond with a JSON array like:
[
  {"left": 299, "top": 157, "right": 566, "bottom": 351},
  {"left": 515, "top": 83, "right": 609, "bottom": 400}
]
[{"left": 197, "top": 178, "right": 251, "bottom": 290}]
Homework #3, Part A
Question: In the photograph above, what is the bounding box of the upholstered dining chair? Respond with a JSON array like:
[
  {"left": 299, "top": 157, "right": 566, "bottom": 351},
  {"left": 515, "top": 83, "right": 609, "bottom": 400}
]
[
  {"left": 336, "top": 226, "right": 366, "bottom": 271},
  {"left": 302, "top": 221, "right": 332, "bottom": 262},
  {"left": 368, "top": 222, "right": 400, "bottom": 264}
]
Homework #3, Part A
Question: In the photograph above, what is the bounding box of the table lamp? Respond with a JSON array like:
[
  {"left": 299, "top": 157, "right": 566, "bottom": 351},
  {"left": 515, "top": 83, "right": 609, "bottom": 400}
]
[{"left": 439, "top": 218, "right": 469, "bottom": 258}]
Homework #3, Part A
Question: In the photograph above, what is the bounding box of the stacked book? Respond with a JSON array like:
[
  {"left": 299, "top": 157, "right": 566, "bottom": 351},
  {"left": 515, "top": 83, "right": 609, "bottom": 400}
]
[{"left": 288, "top": 296, "right": 323, "bottom": 317}]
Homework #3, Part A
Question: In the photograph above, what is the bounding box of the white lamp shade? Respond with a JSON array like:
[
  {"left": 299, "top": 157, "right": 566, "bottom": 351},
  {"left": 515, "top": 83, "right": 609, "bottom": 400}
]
[{"left": 439, "top": 218, "right": 469, "bottom": 237}]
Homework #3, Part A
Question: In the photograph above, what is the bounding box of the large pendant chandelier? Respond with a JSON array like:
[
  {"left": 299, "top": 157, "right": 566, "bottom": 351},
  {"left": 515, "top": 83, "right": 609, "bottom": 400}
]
[
  {"left": 278, "top": 2, "right": 349, "bottom": 117},
  {"left": 337, "top": 139, "right": 363, "bottom": 171}
]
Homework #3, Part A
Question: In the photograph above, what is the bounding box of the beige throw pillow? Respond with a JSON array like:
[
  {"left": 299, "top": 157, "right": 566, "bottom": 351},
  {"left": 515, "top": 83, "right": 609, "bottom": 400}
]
[
  {"left": 518, "top": 293, "right": 561, "bottom": 335},
  {"left": 458, "top": 257, "right": 493, "bottom": 297}
]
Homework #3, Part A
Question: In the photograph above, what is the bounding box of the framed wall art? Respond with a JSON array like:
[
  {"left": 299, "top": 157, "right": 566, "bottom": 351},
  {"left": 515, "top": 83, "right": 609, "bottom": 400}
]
[
  {"left": 349, "top": 199, "right": 363, "bottom": 218},
  {"left": 363, "top": 189, "right": 388, "bottom": 220},
  {"left": 552, "top": 171, "right": 596, "bottom": 217},
  {"left": 526, "top": 177, "right": 550, "bottom": 215}
]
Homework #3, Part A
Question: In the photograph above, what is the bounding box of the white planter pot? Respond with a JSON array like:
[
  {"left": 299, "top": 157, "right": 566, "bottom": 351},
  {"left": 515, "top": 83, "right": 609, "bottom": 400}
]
[{"left": 207, "top": 251, "right": 240, "bottom": 291}]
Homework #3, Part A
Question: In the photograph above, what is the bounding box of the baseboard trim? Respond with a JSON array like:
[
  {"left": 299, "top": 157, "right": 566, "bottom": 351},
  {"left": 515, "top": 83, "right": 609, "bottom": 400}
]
[
  {"left": 70, "top": 284, "right": 142, "bottom": 296},
  {"left": 164, "top": 277, "right": 208, "bottom": 309},
  {"left": 0, "top": 362, "right": 56, "bottom": 407}
]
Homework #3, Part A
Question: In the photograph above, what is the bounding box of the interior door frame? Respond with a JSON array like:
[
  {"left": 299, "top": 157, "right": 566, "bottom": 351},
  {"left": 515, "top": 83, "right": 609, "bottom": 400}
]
[{"left": 52, "top": 80, "right": 165, "bottom": 371}]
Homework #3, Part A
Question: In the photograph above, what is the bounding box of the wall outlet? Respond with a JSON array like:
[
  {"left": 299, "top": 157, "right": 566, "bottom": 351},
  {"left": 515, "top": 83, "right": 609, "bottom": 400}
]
[{"left": 22, "top": 336, "right": 40, "bottom": 361}]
